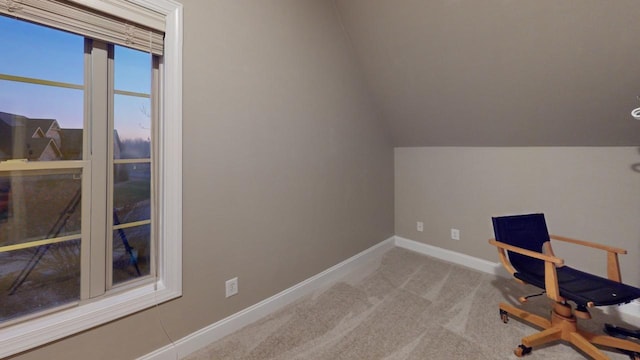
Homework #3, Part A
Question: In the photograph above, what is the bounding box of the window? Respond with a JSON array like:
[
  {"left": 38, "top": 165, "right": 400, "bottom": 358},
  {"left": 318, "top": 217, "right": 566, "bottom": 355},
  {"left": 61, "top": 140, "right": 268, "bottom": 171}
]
[{"left": 0, "top": 1, "right": 182, "bottom": 357}]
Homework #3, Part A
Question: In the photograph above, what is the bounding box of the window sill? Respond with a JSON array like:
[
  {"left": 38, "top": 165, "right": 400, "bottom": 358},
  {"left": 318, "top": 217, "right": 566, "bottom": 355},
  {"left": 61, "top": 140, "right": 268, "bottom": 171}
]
[{"left": 0, "top": 280, "right": 181, "bottom": 358}]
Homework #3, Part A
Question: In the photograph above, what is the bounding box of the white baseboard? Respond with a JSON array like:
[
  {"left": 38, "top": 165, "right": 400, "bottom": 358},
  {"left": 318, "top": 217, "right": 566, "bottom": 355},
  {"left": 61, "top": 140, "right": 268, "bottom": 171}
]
[
  {"left": 137, "top": 236, "right": 395, "bottom": 360},
  {"left": 140, "top": 235, "right": 639, "bottom": 359},
  {"left": 394, "top": 236, "right": 508, "bottom": 277},
  {"left": 394, "top": 236, "right": 639, "bottom": 324}
]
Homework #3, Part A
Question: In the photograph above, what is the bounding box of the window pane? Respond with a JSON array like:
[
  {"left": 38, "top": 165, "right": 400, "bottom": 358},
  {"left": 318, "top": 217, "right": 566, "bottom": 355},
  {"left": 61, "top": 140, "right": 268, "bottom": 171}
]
[
  {"left": 0, "top": 239, "right": 80, "bottom": 323},
  {"left": 112, "top": 225, "right": 150, "bottom": 285},
  {"left": 113, "top": 164, "right": 150, "bottom": 224},
  {"left": 117, "top": 137, "right": 151, "bottom": 160},
  {"left": 0, "top": 171, "right": 82, "bottom": 247},
  {"left": 0, "top": 82, "right": 84, "bottom": 162},
  {"left": 112, "top": 45, "right": 153, "bottom": 289},
  {"left": 114, "top": 95, "right": 151, "bottom": 159},
  {"left": 0, "top": 15, "right": 84, "bottom": 85},
  {"left": 114, "top": 45, "right": 151, "bottom": 94},
  {"left": 0, "top": 80, "right": 84, "bottom": 129}
]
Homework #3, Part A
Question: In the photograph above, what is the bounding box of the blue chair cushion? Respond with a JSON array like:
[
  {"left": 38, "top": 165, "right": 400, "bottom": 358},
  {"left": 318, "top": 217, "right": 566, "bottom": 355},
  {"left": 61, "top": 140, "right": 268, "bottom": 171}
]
[{"left": 515, "top": 264, "right": 640, "bottom": 307}]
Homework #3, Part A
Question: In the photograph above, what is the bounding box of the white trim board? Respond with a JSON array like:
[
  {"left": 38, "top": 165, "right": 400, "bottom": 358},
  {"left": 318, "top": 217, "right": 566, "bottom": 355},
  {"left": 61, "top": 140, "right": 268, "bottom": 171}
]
[
  {"left": 394, "top": 236, "right": 508, "bottom": 278},
  {"left": 137, "top": 237, "right": 396, "bottom": 360},
  {"left": 140, "top": 235, "right": 639, "bottom": 360}
]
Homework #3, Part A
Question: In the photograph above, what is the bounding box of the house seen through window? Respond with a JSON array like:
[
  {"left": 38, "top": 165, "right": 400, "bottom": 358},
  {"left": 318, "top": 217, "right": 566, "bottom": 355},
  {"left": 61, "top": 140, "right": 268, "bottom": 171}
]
[{"left": 0, "top": 14, "right": 156, "bottom": 323}]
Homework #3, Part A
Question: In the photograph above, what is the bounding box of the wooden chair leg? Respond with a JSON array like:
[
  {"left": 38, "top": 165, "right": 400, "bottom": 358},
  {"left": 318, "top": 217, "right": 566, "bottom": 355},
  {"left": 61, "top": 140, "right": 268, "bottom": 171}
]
[
  {"left": 568, "top": 332, "right": 609, "bottom": 360},
  {"left": 497, "top": 301, "right": 640, "bottom": 359},
  {"left": 499, "top": 302, "right": 552, "bottom": 329},
  {"left": 580, "top": 330, "right": 640, "bottom": 354},
  {"left": 522, "top": 326, "right": 562, "bottom": 348}
]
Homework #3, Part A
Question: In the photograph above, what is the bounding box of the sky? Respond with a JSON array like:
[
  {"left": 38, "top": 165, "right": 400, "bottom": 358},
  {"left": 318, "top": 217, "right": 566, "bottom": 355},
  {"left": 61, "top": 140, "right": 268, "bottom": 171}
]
[{"left": 0, "top": 15, "right": 152, "bottom": 141}]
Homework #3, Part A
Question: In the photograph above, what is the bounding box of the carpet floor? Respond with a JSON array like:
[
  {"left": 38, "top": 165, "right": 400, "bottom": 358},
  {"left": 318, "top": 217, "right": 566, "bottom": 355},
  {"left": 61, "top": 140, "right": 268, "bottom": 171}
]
[{"left": 186, "top": 247, "right": 635, "bottom": 360}]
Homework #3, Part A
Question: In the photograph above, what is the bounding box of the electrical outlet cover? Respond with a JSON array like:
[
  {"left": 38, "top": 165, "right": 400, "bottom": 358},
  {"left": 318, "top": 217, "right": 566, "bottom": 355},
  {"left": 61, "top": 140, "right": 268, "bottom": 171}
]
[{"left": 225, "top": 277, "right": 238, "bottom": 297}]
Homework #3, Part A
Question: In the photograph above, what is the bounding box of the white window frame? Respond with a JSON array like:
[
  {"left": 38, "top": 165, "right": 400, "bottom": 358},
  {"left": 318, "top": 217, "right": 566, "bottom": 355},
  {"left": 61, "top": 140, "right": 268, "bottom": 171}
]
[{"left": 0, "top": 1, "right": 182, "bottom": 357}]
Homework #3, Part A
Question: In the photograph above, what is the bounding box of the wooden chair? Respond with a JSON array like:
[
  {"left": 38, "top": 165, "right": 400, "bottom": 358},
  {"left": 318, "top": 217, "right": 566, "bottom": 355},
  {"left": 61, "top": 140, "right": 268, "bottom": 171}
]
[{"left": 489, "top": 213, "right": 640, "bottom": 359}]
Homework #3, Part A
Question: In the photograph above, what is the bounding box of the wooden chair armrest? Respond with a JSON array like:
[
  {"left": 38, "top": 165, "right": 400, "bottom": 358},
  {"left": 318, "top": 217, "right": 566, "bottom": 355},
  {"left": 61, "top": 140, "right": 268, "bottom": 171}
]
[
  {"left": 488, "top": 239, "right": 564, "bottom": 265},
  {"left": 549, "top": 234, "right": 627, "bottom": 254},
  {"left": 489, "top": 239, "right": 564, "bottom": 302},
  {"left": 489, "top": 240, "right": 517, "bottom": 276},
  {"left": 549, "top": 234, "right": 626, "bottom": 282}
]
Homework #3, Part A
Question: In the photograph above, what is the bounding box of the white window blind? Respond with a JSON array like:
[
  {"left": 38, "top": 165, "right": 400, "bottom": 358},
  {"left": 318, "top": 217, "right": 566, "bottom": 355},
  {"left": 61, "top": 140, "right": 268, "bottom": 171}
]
[{"left": 0, "top": 0, "right": 164, "bottom": 54}]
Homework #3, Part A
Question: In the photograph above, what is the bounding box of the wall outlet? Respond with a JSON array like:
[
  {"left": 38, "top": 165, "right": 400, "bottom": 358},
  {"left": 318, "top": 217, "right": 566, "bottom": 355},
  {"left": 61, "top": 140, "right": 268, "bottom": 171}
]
[
  {"left": 450, "top": 228, "right": 460, "bottom": 240},
  {"left": 225, "top": 277, "right": 238, "bottom": 298},
  {"left": 417, "top": 221, "right": 424, "bottom": 232}
]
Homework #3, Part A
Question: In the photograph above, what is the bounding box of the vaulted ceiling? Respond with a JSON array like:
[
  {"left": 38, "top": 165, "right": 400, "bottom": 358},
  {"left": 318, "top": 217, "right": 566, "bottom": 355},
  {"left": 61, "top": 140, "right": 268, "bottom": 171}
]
[{"left": 334, "top": 0, "right": 640, "bottom": 146}]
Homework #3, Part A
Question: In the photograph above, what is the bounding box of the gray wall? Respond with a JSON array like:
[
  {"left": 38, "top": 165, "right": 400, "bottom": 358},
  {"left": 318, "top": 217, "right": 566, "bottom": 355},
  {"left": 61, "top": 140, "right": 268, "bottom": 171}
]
[
  {"left": 10, "top": 1, "right": 394, "bottom": 359},
  {"left": 341, "top": 0, "right": 640, "bottom": 295},
  {"left": 395, "top": 147, "right": 640, "bottom": 288},
  {"left": 336, "top": 0, "right": 640, "bottom": 146}
]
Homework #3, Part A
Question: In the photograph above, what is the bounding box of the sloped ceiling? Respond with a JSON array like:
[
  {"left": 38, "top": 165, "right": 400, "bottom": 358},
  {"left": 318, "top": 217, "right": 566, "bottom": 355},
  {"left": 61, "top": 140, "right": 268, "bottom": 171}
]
[{"left": 334, "top": 0, "right": 640, "bottom": 146}]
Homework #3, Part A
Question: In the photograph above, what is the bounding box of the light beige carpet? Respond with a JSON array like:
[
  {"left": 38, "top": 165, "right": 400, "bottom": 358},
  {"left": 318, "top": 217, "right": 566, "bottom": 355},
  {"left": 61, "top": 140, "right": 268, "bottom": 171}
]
[{"left": 186, "top": 248, "right": 634, "bottom": 360}]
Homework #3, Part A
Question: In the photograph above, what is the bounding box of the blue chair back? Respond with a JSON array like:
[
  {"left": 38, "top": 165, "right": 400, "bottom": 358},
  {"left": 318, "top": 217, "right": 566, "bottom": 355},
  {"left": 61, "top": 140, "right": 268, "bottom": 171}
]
[{"left": 492, "top": 213, "right": 550, "bottom": 274}]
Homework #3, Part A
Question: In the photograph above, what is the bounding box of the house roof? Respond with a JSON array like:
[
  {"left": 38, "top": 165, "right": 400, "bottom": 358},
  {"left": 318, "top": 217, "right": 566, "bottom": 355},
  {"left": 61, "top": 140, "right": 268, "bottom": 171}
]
[
  {"left": 60, "top": 129, "right": 83, "bottom": 160},
  {"left": 0, "top": 112, "right": 29, "bottom": 127},
  {"left": 27, "top": 118, "right": 58, "bottom": 137},
  {"left": 0, "top": 112, "right": 72, "bottom": 161},
  {"left": 25, "top": 138, "right": 62, "bottom": 160},
  {"left": 0, "top": 113, "right": 22, "bottom": 159}
]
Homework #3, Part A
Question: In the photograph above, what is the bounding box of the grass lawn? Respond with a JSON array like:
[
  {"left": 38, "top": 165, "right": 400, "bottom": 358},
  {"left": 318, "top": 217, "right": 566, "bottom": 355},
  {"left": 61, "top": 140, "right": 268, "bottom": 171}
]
[{"left": 114, "top": 179, "right": 150, "bottom": 209}]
